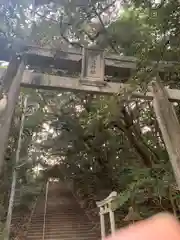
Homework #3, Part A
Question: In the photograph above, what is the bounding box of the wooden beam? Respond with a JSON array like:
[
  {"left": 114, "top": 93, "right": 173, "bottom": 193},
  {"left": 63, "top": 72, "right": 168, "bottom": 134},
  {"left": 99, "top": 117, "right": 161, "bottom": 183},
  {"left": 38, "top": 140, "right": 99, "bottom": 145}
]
[
  {"left": 152, "top": 81, "right": 180, "bottom": 189},
  {"left": 0, "top": 59, "right": 25, "bottom": 172},
  {"left": 0, "top": 69, "right": 180, "bottom": 101},
  {"left": 21, "top": 71, "right": 152, "bottom": 98},
  {"left": 26, "top": 47, "right": 137, "bottom": 69},
  {"left": 24, "top": 46, "right": 180, "bottom": 70},
  {"left": 20, "top": 71, "right": 180, "bottom": 101}
]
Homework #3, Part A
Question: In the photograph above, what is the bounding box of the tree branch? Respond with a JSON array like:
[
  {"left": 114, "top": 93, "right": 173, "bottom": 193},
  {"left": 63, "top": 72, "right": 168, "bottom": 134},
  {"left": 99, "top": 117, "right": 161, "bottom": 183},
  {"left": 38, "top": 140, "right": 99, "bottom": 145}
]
[{"left": 91, "top": 3, "right": 117, "bottom": 52}]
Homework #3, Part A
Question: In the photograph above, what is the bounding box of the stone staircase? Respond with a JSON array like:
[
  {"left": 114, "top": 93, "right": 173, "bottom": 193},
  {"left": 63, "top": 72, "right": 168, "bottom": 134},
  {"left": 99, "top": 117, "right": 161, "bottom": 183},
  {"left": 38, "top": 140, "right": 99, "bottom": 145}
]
[{"left": 26, "top": 181, "right": 100, "bottom": 240}]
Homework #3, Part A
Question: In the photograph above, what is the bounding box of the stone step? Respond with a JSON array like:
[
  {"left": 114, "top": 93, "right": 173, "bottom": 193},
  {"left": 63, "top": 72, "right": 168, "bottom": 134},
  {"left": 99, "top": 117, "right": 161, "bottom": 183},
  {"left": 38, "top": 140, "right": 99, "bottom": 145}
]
[
  {"left": 27, "top": 231, "right": 97, "bottom": 237},
  {"left": 31, "top": 212, "right": 85, "bottom": 216},
  {"left": 28, "top": 226, "right": 96, "bottom": 231},
  {"left": 28, "top": 224, "right": 96, "bottom": 230},
  {"left": 30, "top": 217, "right": 90, "bottom": 222},
  {"left": 30, "top": 220, "right": 89, "bottom": 223},
  {"left": 33, "top": 209, "right": 83, "bottom": 213},
  {"left": 31, "top": 215, "right": 89, "bottom": 219},
  {"left": 27, "top": 236, "right": 98, "bottom": 240},
  {"left": 30, "top": 219, "right": 92, "bottom": 224},
  {"left": 28, "top": 228, "right": 97, "bottom": 233}
]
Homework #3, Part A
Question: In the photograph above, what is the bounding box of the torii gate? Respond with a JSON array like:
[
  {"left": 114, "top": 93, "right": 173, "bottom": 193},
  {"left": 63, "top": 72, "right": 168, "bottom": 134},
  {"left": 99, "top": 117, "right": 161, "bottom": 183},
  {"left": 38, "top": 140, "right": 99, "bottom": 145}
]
[{"left": 0, "top": 46, "right": 180, "bottom": 188}]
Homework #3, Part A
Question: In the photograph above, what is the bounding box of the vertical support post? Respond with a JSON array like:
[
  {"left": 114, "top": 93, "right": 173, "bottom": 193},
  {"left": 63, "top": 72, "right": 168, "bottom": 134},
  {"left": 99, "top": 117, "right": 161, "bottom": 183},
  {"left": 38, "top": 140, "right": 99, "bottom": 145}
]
[
  {"left": 42, "top": 180, "right": 49, "bottom": 240},
  {"left": 152, "top": 80, "right": 180, "bottom": 189},
  {"left": 109, "top": 206, "right": 115, "bottom": 235},
  {"left": 99, "top": 209, "right": 105, "bottom": 240},
  {"left": 0, "top": 56, "right": 25, "bottom": 173},
  {"left": 4, "top": 96, "right": 28, "bottom": 240}
]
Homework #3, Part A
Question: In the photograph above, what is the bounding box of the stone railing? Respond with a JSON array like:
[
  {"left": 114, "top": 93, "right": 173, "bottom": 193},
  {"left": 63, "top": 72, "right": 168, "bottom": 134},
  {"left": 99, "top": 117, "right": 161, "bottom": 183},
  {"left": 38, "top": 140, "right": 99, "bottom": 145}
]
[{"left": 96, "top": 191, "right": 119, "bottom": 240}]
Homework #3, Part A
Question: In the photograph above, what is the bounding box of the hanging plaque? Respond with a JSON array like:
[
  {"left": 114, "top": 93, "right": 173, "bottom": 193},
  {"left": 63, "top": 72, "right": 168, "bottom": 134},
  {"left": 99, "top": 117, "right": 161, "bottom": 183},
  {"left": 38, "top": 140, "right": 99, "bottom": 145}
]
[{"left": 81, "top": 48, "right": 105, "bottom": 84}]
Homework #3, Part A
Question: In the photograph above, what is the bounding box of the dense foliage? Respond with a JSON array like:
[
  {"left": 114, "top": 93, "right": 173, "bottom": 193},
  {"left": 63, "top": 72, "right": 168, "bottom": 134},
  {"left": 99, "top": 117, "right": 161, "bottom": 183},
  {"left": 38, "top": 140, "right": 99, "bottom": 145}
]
[{"left": 0, "top": 0, "right": 180, "bottom": 235}]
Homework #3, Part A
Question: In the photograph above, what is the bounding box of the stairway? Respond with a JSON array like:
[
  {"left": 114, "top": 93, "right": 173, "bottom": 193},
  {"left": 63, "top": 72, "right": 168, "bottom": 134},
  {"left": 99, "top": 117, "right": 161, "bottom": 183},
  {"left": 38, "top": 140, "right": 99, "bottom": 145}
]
[{"left": 26, "top": 181, "right": 100, "bottom": 240}]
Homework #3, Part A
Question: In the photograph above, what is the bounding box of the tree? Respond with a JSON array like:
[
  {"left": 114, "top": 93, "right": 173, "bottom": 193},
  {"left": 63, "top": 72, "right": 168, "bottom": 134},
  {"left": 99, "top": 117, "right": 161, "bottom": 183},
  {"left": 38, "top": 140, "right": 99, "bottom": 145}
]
[{"left": 1, "top": 0, "right": 180, "bottom": 235}]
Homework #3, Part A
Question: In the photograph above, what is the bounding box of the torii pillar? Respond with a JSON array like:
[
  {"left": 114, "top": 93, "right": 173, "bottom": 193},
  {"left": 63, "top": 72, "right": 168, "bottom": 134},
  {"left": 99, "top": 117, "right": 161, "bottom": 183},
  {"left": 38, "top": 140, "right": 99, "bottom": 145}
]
[{"left": 0, "top": 55, "right": 25, "bottom": 173}]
